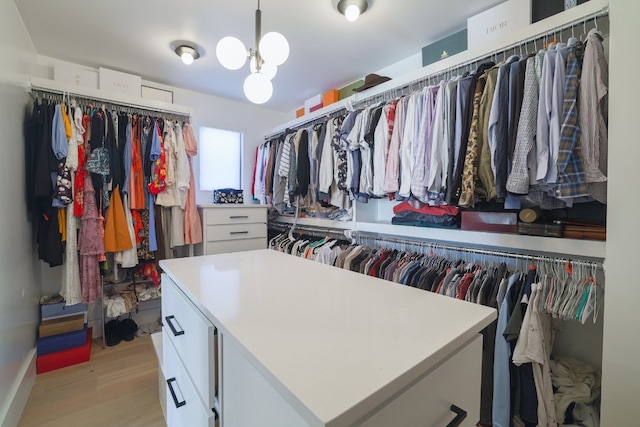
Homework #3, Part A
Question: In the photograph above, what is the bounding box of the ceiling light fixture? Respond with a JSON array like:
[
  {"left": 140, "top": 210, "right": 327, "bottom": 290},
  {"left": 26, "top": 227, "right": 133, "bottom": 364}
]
[
  {"left": 337, "top": 0, "right": 369, "bottom": 22},
  {"left": 215, "top": 0, "right": 289, "bottom": 104},
  {"left": 175, "top": 45, "right": 200, "bottom": 65}
]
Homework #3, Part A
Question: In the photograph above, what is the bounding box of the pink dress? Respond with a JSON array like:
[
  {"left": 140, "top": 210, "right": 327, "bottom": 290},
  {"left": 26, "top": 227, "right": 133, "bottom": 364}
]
[
  {"left": 182, "top": 123, "right": 203, "bottom": 245},
  {"left": 78, "top": 175, "right": 104, "bottom": 303}
]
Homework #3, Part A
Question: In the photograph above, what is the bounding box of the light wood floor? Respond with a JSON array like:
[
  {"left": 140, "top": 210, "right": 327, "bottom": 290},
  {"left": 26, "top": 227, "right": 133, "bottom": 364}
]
[{"left": 19, "top": 336, "right": 166, "bottom": 427}]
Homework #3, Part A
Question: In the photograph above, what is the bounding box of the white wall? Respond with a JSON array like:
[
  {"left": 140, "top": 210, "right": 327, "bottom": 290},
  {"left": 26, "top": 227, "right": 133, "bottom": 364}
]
[
  {"left": 0, "top": 1, "right": 40, "bottom": 426},
  {"left": 600, "top": 0, "right": 640, "bottom": 424}
]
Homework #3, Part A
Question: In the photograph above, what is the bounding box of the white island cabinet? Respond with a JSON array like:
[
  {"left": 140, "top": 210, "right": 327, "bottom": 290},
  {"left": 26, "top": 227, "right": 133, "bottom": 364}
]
[{"left": 159, "top": 250, "right": 496, "bottom": 427}]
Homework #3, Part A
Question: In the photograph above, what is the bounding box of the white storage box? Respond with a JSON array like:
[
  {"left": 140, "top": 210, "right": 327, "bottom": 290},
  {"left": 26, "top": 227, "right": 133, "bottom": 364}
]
[
  {"left": 99, "top": 67, "right": 141, "bottom": 97},
  {"left": 467, "top": 0, "right": 531, "bottom": 49},
  {"left": 53, "top": 65, "right": 99, "bottom": 89}
]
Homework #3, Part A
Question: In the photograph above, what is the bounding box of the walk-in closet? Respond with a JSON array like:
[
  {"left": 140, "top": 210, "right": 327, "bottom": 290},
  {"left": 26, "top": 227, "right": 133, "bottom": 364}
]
[{"left": 2, "top": 0, "right": 639, "bottom": 426}]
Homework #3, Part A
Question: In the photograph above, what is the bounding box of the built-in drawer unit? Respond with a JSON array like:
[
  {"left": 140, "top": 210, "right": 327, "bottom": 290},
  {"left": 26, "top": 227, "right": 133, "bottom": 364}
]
[
  {"left": 162, "top": 274, "right": 217, "bottom": 410},
  {"left": 163, "top": 328, "right": 217, "bottom": 427},
  {"left": 195, "top": 205, "right": 267, "bottom": 256}
]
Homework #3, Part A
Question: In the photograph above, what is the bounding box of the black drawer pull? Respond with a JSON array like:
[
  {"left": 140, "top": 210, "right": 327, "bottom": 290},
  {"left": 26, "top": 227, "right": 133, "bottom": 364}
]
[
  {"left": 212, "top": 407, "right": 219, "bottom": 420},
  {"left": 165, "top": 315, "right": 185, "bottom": 336},
  {"left": 229, "top": 215, "right": 249, "bottom": 219},
  {"left": 230, "top": 231, "right": 249, "bottom": 235},
  {"left": 446, "top": 404, "right": 467, "bottom": 427},
  {"left": 167, "top": 378, "right": 186, "bottom": 408}
]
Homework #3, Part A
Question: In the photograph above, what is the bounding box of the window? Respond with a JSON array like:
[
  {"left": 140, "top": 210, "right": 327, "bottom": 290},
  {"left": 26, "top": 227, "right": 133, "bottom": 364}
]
[{"left": 199, "top": 127, "right": 243, "bottom": 191}]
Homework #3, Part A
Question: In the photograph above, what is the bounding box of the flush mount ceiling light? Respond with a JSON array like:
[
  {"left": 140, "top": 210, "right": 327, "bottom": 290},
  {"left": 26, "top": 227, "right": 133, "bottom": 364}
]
[
  {"left": 175, "top": 45, "right": 200, "bottom": 65},
  {"left": 215, "top": 0, "right": 289, "bottom": 104},
  {"left": 337, "top": 0, "right": 369, "bottom": 22}
]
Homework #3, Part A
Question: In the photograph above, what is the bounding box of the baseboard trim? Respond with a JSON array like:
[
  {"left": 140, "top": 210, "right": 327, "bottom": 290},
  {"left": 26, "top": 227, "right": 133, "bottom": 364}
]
[{"left": 0, "top": 349, "right": 36, "bottom": 427}]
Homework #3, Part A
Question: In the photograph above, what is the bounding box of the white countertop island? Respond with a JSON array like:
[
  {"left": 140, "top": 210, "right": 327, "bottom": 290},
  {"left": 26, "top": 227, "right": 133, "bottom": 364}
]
[{"left": 160, "top": 249, "right": 496, "bottom": 427}]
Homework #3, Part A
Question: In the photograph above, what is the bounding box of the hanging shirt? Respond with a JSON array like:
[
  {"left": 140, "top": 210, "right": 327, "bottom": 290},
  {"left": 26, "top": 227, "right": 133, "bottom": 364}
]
[
  {"left": 319, "top": 120, "right": 336, "bottom": 198},
  {"left": 493, "top": 273, "right": 521, "bottom": 427},
  {"left": 174, "top": 122, "right": 190, "bottom": 209},
  {"left": 579, "top": 29, "right": 608, "bottom": 203},
  {"left": 295, "top": 128, "right": 311, "bottom": 198},
  {"left": 442, "top": 77, "right": 459, "bottom": 199},
  {"left": 427, "top": 80, "right": 449, "bottom": 199},
  {"left": 399, "top": 92, "right": 420, "bottom": 198},
  {"left": 308, "top": 125, "right": 321, "bottom": 204},
  {"left": 74, "top": 114, "right": 90, "bottom": 217},
  {"left": 51, "top": 104, "right": 68, "bottom": 160},
  {"left": 156, "top": 120, "right": 179, "bottom": 206},
  {"left": 253, "top": 143, "right": 266, "bottom": 202},
  {"left": 346, "top": 112, "right": 364, "bottom": 200},
  {"left": 372, "top": 105, "right": 390, "bottom": 197},
  {"left": 459, "top": 74, "right": 488, "bottom": 207},
  {"left": 383, "top": 97, "right": 406, "bottom": 194},
  {"left": 555, "top": 42, "right": 589, "bottom": 199},
  {"left": 546, "top": 41, "right": 573, "bottom": 185},
  {"left": 122, "top": 117, "right": 132, "bottom": 195},
  {"left": 129, "top": 116, "right": 146, "bottom": 209},
  {"left": 489, "top": 56, "right": 518, "bottom": 200},
  {"left": 179, "top": 122, "right": 202, "bottom": 246},
  {"left": 508, "top": 57, "right": 540, "bottom": 194},
  {"left": 147, "top": 121, "right": 167, "bottom": 195},
  {"left": 536, "top": 44, "right": 560, "bottom": 182},
  {"left": 271, "top": 139, "right": 285, "bottom": 211},
  {"left": 359, "top": 106, "right": 380, "bottom": 197},
  {"left": 411, "top": 87, "right": 433, "bottom": 201},
  {"left": 477, "top": 67, "right": 498, "bottom": 202}
]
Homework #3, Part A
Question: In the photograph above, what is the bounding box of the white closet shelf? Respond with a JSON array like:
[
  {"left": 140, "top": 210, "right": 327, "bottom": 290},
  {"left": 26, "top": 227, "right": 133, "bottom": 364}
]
[
  {"left": 28, "top": 77, "right": 192, "bottom": 116},
  {"left": 355, "top": 221, "right": 606, "bottom": 259}
]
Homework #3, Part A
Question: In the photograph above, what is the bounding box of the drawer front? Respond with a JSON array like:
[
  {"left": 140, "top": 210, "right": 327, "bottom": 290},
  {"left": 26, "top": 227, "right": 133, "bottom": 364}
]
[
  {"left": 203, "top": 207, "right": 266, "bottom": 225},
  {"left": 196, "top": 238, "right": 266, "bottom": 256},
  {"left": 358, "top": 334, "right": 482, "bottom": 427},
  {"left": 162, "top": 275, "right": 217, "bottom": 409},
  {"left": 164, "top": 330, "right": 216, "bottom": 427},
  {"left": 205, "top": 223, "right": 266, "bottom": 242}
]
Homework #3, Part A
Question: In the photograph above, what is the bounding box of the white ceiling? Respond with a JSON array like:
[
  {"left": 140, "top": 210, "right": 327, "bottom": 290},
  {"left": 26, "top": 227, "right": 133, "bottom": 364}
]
[{"left": 16, "top": 0, "right": 503, "bottom": 112}]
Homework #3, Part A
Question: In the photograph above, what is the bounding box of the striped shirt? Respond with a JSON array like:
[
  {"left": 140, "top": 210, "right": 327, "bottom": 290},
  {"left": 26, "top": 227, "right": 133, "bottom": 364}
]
[{"left": 579, "top": 29, "right": 608, "bottom": 203}]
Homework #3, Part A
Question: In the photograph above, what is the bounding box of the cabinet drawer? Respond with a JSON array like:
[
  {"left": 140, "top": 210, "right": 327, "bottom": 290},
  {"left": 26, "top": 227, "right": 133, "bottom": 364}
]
[
  {"left": 164, "top": 330, "right": 217, "bottom": 427},
  {"left": 358, "top": 334, "right": 482, "bottom": 427},
  {"left": 205, "top": 223, "right": 266, "bottom": 242},
  {"left": 162, "top": 275, "right": 217, "bottom": 409},
  {"left": 203, "top": 207, "right": 266, "bottom": 225},
  {"left": 195, "top": 238, "right": 267, "bottom": 256}
]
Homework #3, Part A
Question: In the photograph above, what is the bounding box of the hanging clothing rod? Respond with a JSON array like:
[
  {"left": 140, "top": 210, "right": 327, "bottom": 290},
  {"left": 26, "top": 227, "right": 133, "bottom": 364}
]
[
  {"left": 29, "top": 80, "right": 191, "bottom": 119},
  {"left": 32, "top": 88, "right": 191, "bottom": 122},
  {"left": 264, "top": 108, "right": 347, "bottom": 140},
  {"left": 264, "top": 5, "right": 609, "bottom": 140},
  {"left": 269, "top": 222, "right": 351, "bottom": 239},
  {"left": 354, "top": 231, "right": 604, "bottom": 270}
]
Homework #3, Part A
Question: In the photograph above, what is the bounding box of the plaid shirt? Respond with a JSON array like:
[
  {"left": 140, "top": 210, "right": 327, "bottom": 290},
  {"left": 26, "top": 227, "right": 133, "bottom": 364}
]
[
  {"left": 507, "top": 57, "right": 538, "bottom": 194},
  {"left": 556, "top": 42, "right": 589, "bottom": 199}
]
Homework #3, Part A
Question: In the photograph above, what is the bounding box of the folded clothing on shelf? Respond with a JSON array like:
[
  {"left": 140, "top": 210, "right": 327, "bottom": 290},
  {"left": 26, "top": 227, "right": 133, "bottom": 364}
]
[{"left": 391, "top": 211, "right": 460, "bottom": 228}]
